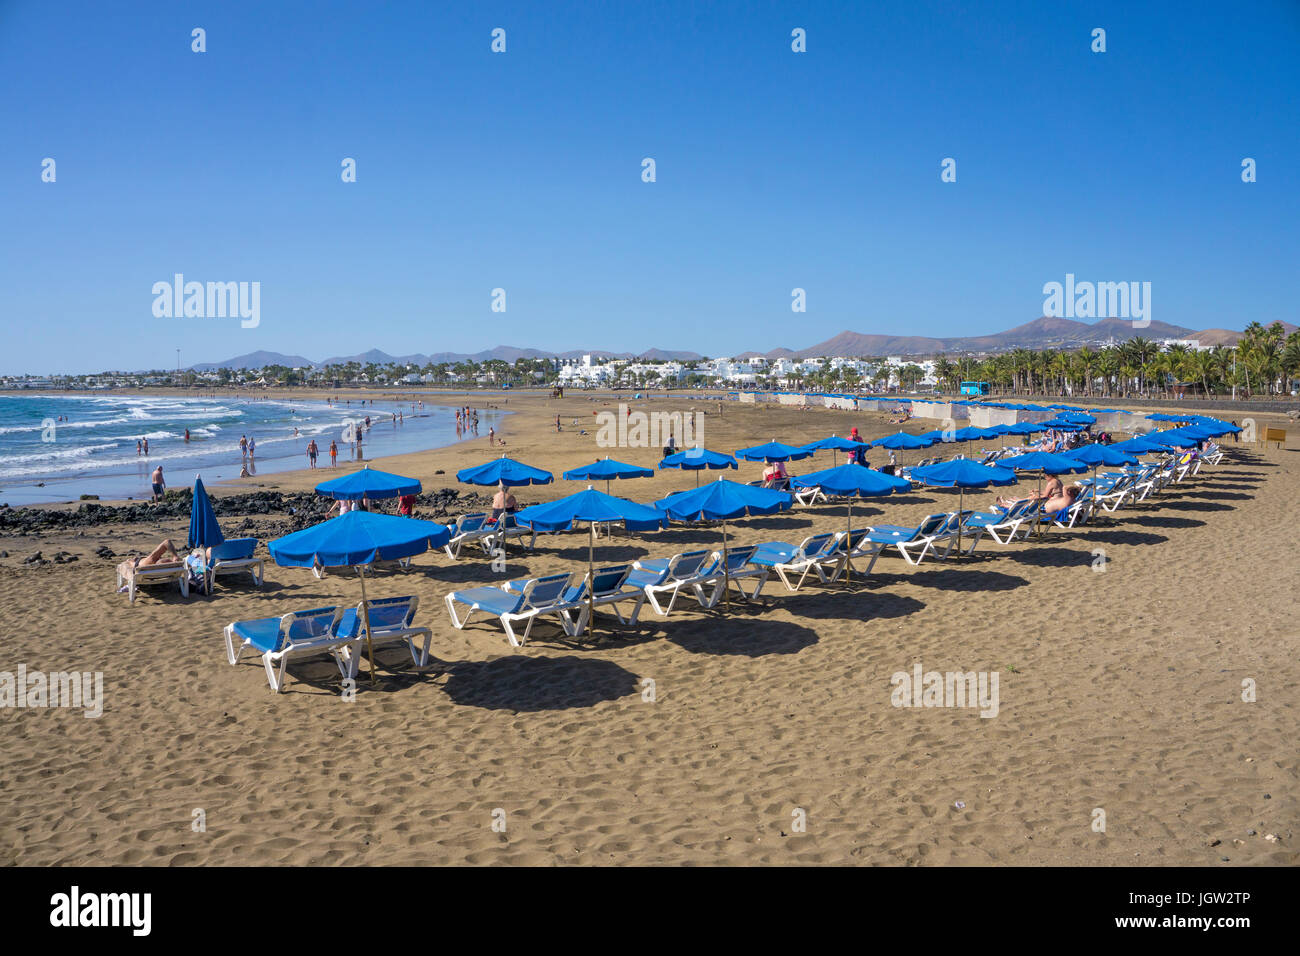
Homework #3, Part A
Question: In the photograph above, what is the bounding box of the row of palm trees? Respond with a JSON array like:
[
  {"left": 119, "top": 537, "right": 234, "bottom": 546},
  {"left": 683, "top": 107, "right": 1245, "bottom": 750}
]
[{"left": 931, "top": 322, "right": 1299, "bottom": 400}]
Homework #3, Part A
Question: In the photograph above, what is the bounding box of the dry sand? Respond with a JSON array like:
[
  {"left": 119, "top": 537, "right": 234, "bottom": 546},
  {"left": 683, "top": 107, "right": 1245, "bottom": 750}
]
[{"left": 1, "top": 391, "right": 1296, "bottom": 865}]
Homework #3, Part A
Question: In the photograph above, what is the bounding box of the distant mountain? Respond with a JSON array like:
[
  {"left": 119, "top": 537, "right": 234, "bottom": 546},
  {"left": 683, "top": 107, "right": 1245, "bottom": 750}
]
[
  {"left": 189, "top": 350, "right": 314, "bottom": 372},
  {"left": 185, "top": 317, "right": 1295, "bottom": 372}
]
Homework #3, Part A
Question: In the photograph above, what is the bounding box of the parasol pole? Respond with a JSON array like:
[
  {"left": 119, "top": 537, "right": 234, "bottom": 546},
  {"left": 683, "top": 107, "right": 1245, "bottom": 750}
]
[
  {"left": 586, "top": 521, "right": 595, "bottom": 638},
  {"left": 356, "top": 565, "right": 377, "bottom": 685},
  {"left": 843, "top": 496, "right": 855, "bottom": 585},
  {"left": 956, "top": 485, "right": 964, "bottom": 559},
  {"left": 722, "top": 516, "right": 730, "bottom": 610}
]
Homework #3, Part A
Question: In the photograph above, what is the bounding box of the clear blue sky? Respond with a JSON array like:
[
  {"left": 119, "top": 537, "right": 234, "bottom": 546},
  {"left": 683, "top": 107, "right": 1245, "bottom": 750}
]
[{"left": 2, "top": 0, "right": 1297, "bottom": 374}]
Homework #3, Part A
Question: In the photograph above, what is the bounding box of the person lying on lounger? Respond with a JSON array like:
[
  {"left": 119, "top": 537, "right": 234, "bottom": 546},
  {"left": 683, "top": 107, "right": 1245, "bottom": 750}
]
[
  {"left": 116, "top": 539, "right": 183, "bottom": 581},
  {"left": 1041, "top": 484, "right": 1081, "bottom": 517},
  {"left": 994, "top": 474, "right": 1062, "bottom": 510}
]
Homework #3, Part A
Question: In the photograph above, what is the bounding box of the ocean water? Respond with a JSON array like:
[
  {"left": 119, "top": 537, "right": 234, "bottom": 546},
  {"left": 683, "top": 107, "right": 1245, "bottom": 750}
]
[{"left": 0, "top": 393, "right": 504, "bottom": 506}]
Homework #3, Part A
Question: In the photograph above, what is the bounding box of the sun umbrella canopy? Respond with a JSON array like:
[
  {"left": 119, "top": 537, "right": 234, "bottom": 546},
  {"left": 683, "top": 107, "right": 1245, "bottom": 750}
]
[
  {"left": 658, "top": 447, "right": 738, "bottom": 470},
  {"left": 1144, "top": 428, "right": 1203, "bottom": 448},
  {"left": 512, "top": 487, "right": 666, "bottom": 533},
  {"left": 1067, "top": 444, "right": 1139, "bottom": 468},
  {"left": 998, "top": 452, "right": 1089, "bottom": 475},
  {"left": 789, "top": 462, "right": 911, "bottom": 497},
  {"left": 187, "top": 475, "right": 225, "bottom": 549},
  {"left": 1039, "top": 418, "right": 1087, "bottom": 431},
  {"left": 1112, "top": 436, "right": 1169, "bottom": 454},
  {"left": 561, "top": 457, "right": 654, "bottom": 482},
  {"left": 800, "top": 435, "right": 865, "bottom": 453},
  {"left": 1005, "top": 422, "right": 1047, "bottom": 435},
  {"left": 655, "top": 478, "right": 793, "bottom": 521},
  {"left": 456, "top": 455, "right": 554, "bottom": 487},
  {"left": 734, "top": 441, "right": 815, "bottom": 462},
  {"left": 268, "top": 511, "right": 451, "bottom": 568},
  {"left": 918, "top": 426, "right": 986, "bottom": 443},
  {"left": 314, "top": 466, "right": 422, "bottom": 501},
  {"left": 909, "top": 459, "right": 1019, "bottom": 488},
  {"left": 870, "top": 431, "right": 935, "bottom": 450}
]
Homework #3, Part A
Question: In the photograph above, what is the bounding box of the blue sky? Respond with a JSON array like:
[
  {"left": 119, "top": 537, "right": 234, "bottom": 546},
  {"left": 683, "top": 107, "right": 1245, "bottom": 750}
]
[{"left": 1, "top": 0, "right": 1297, "bottom": 374}]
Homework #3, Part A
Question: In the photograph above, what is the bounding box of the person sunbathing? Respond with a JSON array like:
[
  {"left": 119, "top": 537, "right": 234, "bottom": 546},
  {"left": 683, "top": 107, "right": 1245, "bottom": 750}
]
[
  {"left": 995, "top": 475, "right": 1061, "bottom": 510},
  {"left": 1041, "top": 484, "right": 1081, "bottom": 516},
  {"left": 117, "top": 539, "right": 183, "bottom": 581},
  {"left": 761, "top": 460, "right": 788, "bottom": 488}
]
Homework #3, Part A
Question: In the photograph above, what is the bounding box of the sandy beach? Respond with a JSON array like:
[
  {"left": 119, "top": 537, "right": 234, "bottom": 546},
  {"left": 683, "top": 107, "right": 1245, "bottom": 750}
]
[{"left": 1, "top": 390, "right": 1295, "bottom": 865}]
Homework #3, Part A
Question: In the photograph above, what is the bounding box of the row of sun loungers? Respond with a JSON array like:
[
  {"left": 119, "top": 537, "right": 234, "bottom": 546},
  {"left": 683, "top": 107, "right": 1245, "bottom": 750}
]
[{"left": 220, "top": 443, "right": 1227, "bottom": 689}]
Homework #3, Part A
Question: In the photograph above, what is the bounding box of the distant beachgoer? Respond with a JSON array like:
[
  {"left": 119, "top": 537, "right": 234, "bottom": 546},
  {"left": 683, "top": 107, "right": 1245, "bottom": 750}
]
[
  {"left": 239, "top": 435, "right": 248, "bottom": 459},
  {"left": 329, "top": 440, "right": 338, "bottom": 467},
  {"left": 397, "top": 493, "right": 416, "bottom": 517},
  {"left": 307, "top": 439, "right": 319, "bottom": 468},
  {"left": 761, "top": 459, "right": 788, "bottom": 489},
  {"left": 555, "top": 415, "right": 562, "bottom": 432},
  {"left": 239, "top": 463, "right": 250, "bottom": 478},
  {"left": 142, "top": 437, "right": 149, "bottom": 456},
  {"left": 247, "top": 436, "right": 256, "bottom": 458},
  {"left": 488, "top": 426, "right": 495, "bottom": 445},
  {"left": 137, "top": 438, "right": 142, "bottom": 455},
  {"left": 151, "top": 465, "right": 165, "bottom": 502},
  {"left": 184, "top": 429, "right": 190, "bottom": 443},
  {"left": 663, "top": 434, "right": 676, "bottom": 458}
]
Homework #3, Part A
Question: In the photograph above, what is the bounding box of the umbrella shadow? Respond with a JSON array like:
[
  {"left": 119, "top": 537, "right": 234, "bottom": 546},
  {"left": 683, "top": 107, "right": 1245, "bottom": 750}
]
[
  {"left": 1179, "top": 490, "right": 1253, "bottom": 502},
  {"left": 666, "top": 618, "right": 820, "bottom": 657},
  {"left": 1000, "top": 545, "right": 1097, "bottom": 569},
  {"left": 1155, "top": 499, "right": 1234, "bottom": 513},
  {"left": 865, "top": 566, "right": 1029, "bottom": 593},
  {"left": 440, "top": 655, "right": 640, "bottom": 711},
  {"left": 1130, "top": 515, "right": 1205, "bottom": 530},
  {"left": 776, "top": 588, "right": 927, "bottom": 621},
  {"left": 1085, "top": 529, "right": 1170, "bottom": 546}
]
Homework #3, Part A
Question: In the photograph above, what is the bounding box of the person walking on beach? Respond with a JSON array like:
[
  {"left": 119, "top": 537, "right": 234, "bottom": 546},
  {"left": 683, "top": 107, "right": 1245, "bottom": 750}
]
[
  {"left": 307, "top": 439, "right": 319, "bottom": 469},
  {"left": 137, "top": 438, "right": 142, "bottom": 456},
  {"left": 329, "top": 439, "right": 338, "bottom": 467},
  {"left": 247, "top": 435, "right": 256, "bottom": 459},
  {"left": 151, "top": 464, "right": 165, "bottom": 502},
  {"left": 488, "top": 426, "right": 495, "bottom": 446},
  {"left": 239, "top": 435, "right": 248, "bottom": 459}
]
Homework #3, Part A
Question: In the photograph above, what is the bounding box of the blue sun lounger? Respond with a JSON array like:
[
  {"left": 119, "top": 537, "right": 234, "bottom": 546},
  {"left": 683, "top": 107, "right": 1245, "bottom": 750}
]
[
  {"left": 223, "top": 605, "right": 355, "bottom": 693},
  {"left": 445, "top": 572, "right": 573, "bottom": 647}
]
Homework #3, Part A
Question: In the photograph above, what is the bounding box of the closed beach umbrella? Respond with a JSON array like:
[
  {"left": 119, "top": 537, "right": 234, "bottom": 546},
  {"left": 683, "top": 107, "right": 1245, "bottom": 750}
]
[
  {"left": 561, "top": 457, "right": 654, "bottom": 495},
  {"left": 315, "top": 465, "right": 422, "bottom": 501},
  {"left": 512, "top": 487, "right": 666, "bottom": 636},
  {"left": 268, "top": 511, "right": 452, "bottom": 683},
  {"left": 456, "top": 454, "right": 554, "bottom": 487},
  {"left": 658, "top": 447, "right": 738, "bottom": 486},
  {"left": 908, "top": 459, "right": 1018, "bottom": 557},
  {"left": 187, "top": 475, "right": 225, "bottom": 550},
  {"left": 655, "top": 478, "right": 792, "bottom": 609},
  {"left": 789, "top": 463, "right": 910, "bottom": 583}
]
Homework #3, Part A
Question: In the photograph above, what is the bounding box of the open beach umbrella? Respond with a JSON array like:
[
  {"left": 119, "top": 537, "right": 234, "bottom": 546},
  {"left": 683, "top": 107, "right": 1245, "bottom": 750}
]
[
  {"left": 187, "top": 475, "right": 225, "bottom": 550},
  {"left": 268, "top": 511, "right": 452, "bottom": 683},
  {"left": 870, "top": 431, "right": 935, "bottom": 450},
  {"left": 789, "top": 463, "right": 910, "bottom": 584},
  {"left": 733, "top": 440, "right": 815, "bottom": 462},
  {"left": 800, "top": 434, "right": 865, "bottom": 466},
  {"left": 512, "top": 487, "right": 666, "bottom": 636},
  {"left": 999, "top": 452, "right": 1088, "bottom": 535},
  {"left": 1143, "top": 428, "right": 1203, "bottom": 449},
  {"left": 456, "top": 454, "right": 554, "bottom": 487},
  {"left": 1112, "top": 435, "right": 1169, "bottom": 455},
  {"left": 1068, "top": 444, "right": 1140, "bottom": 495},
  {"left": 315, "top": 465, "right": 421, "bottom": 501},
  {"left": 658, "top": 447, "right": 738, "bottom": 486},
  {"left": 908, "top": 459, "right": 1018, "bottom": 558},
  {"left": 561, "top": 457, "right": 654, "bottom": 495},
  {"left": 655, "top": 478, "right": 792, "bottom": 609}
]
